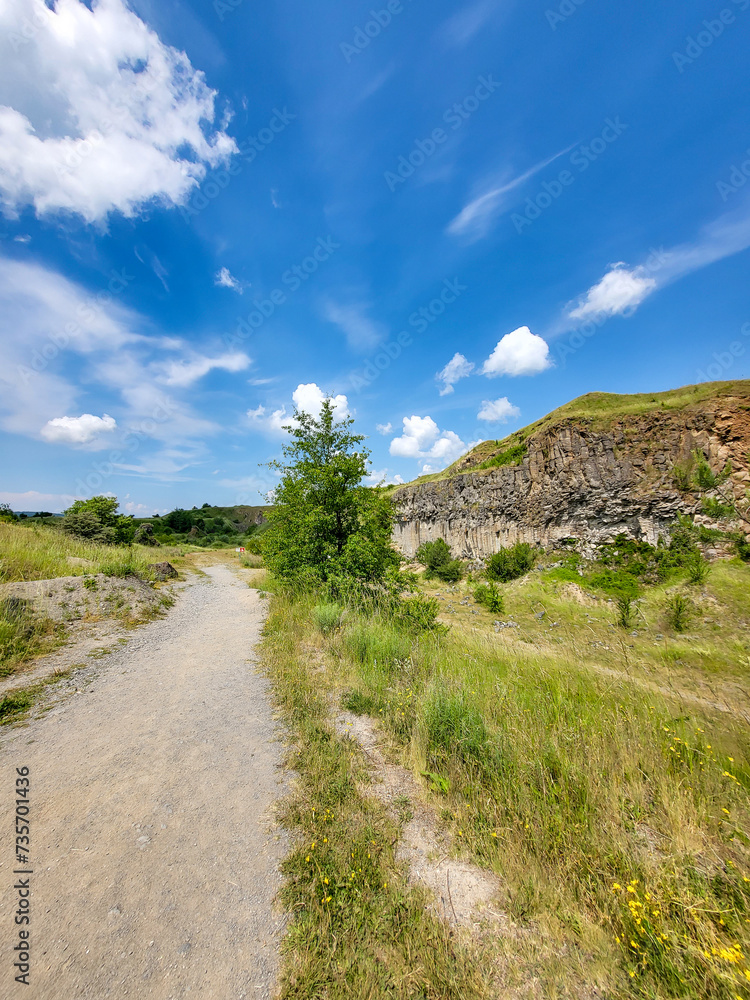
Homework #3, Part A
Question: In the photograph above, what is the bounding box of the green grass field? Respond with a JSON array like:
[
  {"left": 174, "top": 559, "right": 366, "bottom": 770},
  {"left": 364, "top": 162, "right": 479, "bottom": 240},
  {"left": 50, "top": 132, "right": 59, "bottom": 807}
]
[{"left": 263, "top": 548, "right": 750, "bottom": 998}]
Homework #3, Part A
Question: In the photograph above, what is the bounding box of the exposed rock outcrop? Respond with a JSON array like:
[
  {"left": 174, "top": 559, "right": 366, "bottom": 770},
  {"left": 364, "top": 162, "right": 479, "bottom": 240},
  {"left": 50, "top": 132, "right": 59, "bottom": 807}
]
[{"left": 392, "top": 389, "right": 750, "bottom": 559}]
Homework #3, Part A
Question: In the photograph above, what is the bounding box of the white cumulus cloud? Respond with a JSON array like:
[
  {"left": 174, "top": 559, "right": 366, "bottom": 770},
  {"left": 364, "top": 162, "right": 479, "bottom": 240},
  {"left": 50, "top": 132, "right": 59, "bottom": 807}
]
[
  {"left": 436, "top": 352, "right": 474, "bottom": 395},
  {"left": 376, "top": 422, "right": 393, "bottom": 435},
  {"left": 482, "top": 326, "right": 552, "bottom": 377},
  {"left": 477, "top": 397, "right": 521, "bottom": 423},
  {"left": 293, "top": 383, "right": 350, "bottom": 421},
  {"left": 389, "top": 415, "right": 467, "bottom": 471},
  {"left": 0, "top": 0, "right": 236, "bottom": 223},
  {"left": 248, "top": 383, "right": 351, "bottom": 435},
  {"left": 40, "top": 412, "right": 116, "bottom": 446},
  {"left": 567, "top": 263, "right": 657, "bottom": 323}
]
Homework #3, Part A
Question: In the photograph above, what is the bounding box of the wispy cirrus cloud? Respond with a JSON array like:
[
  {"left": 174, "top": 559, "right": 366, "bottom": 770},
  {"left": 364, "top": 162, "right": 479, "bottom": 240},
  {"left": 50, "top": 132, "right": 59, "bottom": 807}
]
[
  {"left": 323, "top": 299, "right": 386, "bottom": 352},
  {"left": 447, "top": 145, "right": 575, "bottom": 241}
]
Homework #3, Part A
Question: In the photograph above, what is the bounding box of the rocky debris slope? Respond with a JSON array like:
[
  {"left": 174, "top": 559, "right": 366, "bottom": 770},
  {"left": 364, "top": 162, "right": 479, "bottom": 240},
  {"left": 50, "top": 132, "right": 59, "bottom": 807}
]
[{"left": 392, "top": 391, "right": 750, "bottom": 558}]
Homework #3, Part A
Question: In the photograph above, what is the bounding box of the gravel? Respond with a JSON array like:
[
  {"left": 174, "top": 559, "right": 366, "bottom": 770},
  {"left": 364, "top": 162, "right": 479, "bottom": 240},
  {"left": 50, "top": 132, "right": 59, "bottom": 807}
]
[{"left": 0, "top": 564, "right": 288, "bottom": 999}]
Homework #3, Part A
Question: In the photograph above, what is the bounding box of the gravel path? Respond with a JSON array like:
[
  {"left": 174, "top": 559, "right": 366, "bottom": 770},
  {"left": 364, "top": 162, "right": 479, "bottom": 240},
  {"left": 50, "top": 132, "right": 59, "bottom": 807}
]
[{"left": 0, "top": 564, "right": 287, "bottom": 999}]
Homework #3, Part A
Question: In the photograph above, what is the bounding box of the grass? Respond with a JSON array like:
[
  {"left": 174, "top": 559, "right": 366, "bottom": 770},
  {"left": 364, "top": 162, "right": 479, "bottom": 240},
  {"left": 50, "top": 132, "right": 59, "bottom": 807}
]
[
  {"left": 0, "top": 668, "right": 76, "bottom": 725},
  {"left": 0, "top": 521, "right": 191, "bottom": 583},
  {"left": 260, "top": 593, "right": 488, "bottom": 999},
  {"left": 0, "top": 597, "right": 67, "bottom": 676},
  {"left": 261, "top": 546, "right": 750, "bottom": 998}
]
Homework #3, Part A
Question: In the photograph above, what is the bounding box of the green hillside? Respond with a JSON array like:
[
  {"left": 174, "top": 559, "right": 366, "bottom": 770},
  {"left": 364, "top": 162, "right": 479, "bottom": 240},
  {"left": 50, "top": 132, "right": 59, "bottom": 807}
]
[{"left": 395, "top": 379, "right": 750, "bottom": 490}]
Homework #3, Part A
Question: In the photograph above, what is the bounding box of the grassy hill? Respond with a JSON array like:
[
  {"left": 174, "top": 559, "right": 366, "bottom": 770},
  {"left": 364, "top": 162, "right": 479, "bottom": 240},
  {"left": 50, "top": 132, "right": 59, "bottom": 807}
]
[{"left": 394, "top": 379, "right": 750, "bottom": 491}]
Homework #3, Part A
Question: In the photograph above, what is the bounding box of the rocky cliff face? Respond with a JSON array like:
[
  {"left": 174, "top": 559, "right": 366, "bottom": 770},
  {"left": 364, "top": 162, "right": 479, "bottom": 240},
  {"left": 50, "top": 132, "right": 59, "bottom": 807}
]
[{"left": 392, "top": 396, "right": 750, "bottom": 558}]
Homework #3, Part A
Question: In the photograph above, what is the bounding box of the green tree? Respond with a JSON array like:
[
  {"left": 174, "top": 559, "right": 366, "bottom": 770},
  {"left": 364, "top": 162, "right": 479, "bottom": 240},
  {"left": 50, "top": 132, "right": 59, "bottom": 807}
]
[
  {"left": 0, "top": 503, "right": 17, "bottom": 523},
  {"left": 61, "top": 496, "right": 135, "bottom": 544},
  {"left": 262, "top": 399, "right": 399, "bottom": 586}
]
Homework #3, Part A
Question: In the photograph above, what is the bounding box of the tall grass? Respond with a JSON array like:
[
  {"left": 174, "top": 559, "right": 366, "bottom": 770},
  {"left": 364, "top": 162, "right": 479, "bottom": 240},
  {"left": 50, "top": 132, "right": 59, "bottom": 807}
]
[
  {"left": 0, "top": 597, "right": 65, "bottom": 676},
  {"left": 260, "top": 593, "right": 487, "bottom": 1000},
  {"left": 321, "top": 605, "right": 750, "bottom": 998},
  {"left": 0, "top": 522, "right": 187, "bottom": 583}
]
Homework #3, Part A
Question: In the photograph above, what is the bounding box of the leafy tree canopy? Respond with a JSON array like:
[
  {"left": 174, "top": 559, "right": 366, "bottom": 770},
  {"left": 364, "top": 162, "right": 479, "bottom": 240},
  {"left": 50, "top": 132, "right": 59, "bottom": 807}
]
[
  {"left": 262, "top": 399, "right": 399, "bottom": 586},
  {"left": 61, "top": 496, "right": 134, "bottom": 545}
]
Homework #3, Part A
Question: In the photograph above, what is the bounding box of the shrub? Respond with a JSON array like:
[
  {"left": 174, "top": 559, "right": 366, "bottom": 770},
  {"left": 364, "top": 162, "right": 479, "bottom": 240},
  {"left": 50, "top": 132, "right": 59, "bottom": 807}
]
[
  {"left": 736, "top": 536, "right": 750, "bottom": 562},
  {"left": 477, "top": 442, "right": 527, "bottom": 470},
  {"left": 473, "top": 582, "right": 504, "bottom": 613},
  {"left": 486, "top": 542, "right": 536, "bottom": 582},
  {"left": 312, "top": 602, "right": 343, "bottom": 635},
  {"left": 685, "top": 551, "right": 711, "bottom": 584},
  {"left": 415, "top": 540, "right": 463, "bottom": 583},
  {"left": 665, "top": 593, "right": 691, "bottom": 633},
  {"left": 438, "top": 559, "right": 463, "bottom": 583},
  {"left": 615, "top": 594, "right": 636, "bottom": 629},
  {"left": 391, "top": 593, "right": 447, "bottom": 634},
  {"left": 416, "top": 539, "right": 450, "bottom": 574},
  {"left": 701, "top": 497, "right": 735, "bottom": 520}
]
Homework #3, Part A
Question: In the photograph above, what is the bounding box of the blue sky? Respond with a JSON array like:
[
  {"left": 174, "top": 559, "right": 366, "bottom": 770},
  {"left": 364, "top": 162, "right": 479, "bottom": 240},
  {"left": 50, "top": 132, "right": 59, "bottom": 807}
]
[{"left": 1, "top": 0, "right": 749, "bottom": 514}]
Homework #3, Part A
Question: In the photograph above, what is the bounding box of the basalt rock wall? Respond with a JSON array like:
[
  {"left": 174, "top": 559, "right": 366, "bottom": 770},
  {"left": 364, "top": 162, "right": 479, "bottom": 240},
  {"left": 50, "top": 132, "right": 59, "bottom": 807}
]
[{"left": 391, "top": 401, "right": 750, "bottom": 559}]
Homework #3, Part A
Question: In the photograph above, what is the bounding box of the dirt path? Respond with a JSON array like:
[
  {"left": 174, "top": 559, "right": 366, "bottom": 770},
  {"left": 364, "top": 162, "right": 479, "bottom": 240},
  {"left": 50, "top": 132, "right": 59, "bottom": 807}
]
[{"left": 0, "top": 564, "right": 287, "bottom": 999}]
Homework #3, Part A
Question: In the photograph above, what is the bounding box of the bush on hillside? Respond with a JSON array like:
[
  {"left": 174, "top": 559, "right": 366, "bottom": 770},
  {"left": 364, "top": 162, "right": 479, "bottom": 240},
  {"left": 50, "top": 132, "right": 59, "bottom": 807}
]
[
  {"left": 486, "top": 542, "right": 536, "bottom": 582},
  {"left": 415, "top": 539, "right": 463, "bottom": 582}
]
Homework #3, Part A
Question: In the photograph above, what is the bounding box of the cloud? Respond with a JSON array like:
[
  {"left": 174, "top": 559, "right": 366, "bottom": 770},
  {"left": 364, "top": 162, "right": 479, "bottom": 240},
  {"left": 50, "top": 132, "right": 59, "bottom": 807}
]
[
  {"left": 155, "top": 352, "right": 250, "bottom": 387},
  {"left": 482, "top": 326, "right": 552, "bottom": 377},
  {"left": 248, "top": 383, "right": 351, "bottom": 435},
  {"left": 437, "top": 352, "right": 474, "bottom": 395},
  {"left": 438, "top": 0, "right": 499, "bottom": 46},
  {"left": 376, "top": 422, "right": 393, "bottom": 435},
  {"left": 477, "top": 397, "right": 521, "bottom": 423},
  {"left": 447, "top": 145, "right": 575, "bottom": 241},
  {"left": 567, "top": 263, "right": 657, "bottom": 323},
  {"left": 214, "top": 267, "right": 242, "bottom": 293},
  {"left": 389, "top": 415, "right": 467, "bottom": 471},
  {"left": 323, "top": 300, "right": 385, "bottom": 351},
  {"left": 40, "top": 412, "right": 117, "bottom": 446},
  {"left": 366, "top": 469, "right": 405, "bottom": 486},
  {"left": 0, "top": 0, "right": 236, "bottom": 223},
  {"left": 0, "top": 490, "right": 76, "bottom": 513},
  {"left": 560, "top": 200, "right": 750, "bottom": 331}
]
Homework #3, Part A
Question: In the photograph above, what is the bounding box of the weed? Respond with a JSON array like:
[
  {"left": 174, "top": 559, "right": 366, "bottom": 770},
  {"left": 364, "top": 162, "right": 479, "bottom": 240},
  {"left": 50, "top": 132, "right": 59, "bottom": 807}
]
[
  {"left": 616, "top": 594, "right": 636, "bottom": 629},
  {"left": 478, "top": 442, "right": 527, "bottom": 470},
  {"left": 473, "top": 582, "right": 504, "bottom": 613},
  {"left": 686, "top": 551, "right": 712, "bottom": 584},
  {"left": 665, "top": 593, "right": 692, "bottom": 633},
  {"left": 312, "top": 602, "right": 343, "bottom": 635},
  {"left": 260, "top": 594, "right": 486, "bottom": 999}
]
